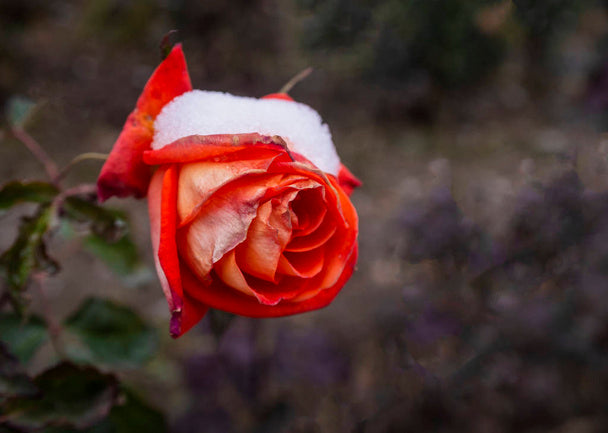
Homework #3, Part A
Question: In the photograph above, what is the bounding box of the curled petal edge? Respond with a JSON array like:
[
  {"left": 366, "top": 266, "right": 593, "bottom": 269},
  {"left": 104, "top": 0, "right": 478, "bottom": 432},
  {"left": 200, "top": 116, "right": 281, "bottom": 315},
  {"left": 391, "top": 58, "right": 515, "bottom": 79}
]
[{"left": 148, "top": 166, "right": 209, "bottom": 338}]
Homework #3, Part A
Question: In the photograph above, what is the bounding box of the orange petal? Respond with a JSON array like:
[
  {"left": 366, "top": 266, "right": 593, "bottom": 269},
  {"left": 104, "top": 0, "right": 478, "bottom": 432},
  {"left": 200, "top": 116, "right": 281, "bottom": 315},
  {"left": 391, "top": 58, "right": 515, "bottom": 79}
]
[
  {"left": 148, "top": 168, "right": 178, "bottom": 310},
  {"left": 171, "top": 291, "right": 209, "bottom": 338},
  {"left": 285, "top": 218, "right": 336, "bottom": 252},
  {"left": 148, "top": 166, "right": 208, "bottom": 337},
  {"left": 178, "top": 173, "right": 284, "bottom": 280},
  {"left": 290, "top": 187, "right": 326, "bottom": 236},
  {"left": 180, "top": 243, "right": 358, "bottom": 317},
  {"left": 235, "top": 201, "right": 282, "bottom": 281},
  {"left": 337, "top": 163, "right": 361, "bottom": 196},
  {"left": 177, "top": 158, "right": 276, "bottom": 226},
  {"left": 318, "top": 175, "right": 358, "bottom": 289},
  {"left": 214, "top": 250, "right": 257, "bottom": 298},
  {"left": 261, "top": 93, "right": 294, "bottom": 101},
  {"left": 143, "top": 133, "right": 285, "bottom": 165},
  {"left": 158, "top": 165, "right": 183, "bottom": 300},
  {"left": 98, "top": 44, "right": 192, "bottom": 201},
  {"left": 235, "top": 191, "right": 296, "bottom": 281},
  {"left": 277, "top": 248, "right": 325, "bottom": 278},
  {"left": 215, "top": 250, "right": 287, "bottom": 306},
  {"left": 268, "top": 195, "right": 295, "bottom": 248},
  {"left": 136, "top": 44, "right": 192, "bottom": 118}
]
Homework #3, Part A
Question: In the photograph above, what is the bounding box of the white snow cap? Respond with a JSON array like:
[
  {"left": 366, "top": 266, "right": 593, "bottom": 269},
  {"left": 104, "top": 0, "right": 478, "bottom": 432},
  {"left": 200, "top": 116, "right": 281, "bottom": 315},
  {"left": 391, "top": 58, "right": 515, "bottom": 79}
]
[{"left": 152, "top": 90, "right": 341, "bottom": 175}]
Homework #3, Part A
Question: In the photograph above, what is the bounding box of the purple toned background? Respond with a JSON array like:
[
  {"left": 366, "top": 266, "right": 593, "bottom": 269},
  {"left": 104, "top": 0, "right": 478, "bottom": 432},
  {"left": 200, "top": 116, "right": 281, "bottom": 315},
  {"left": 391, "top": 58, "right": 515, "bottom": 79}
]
[{"left": 2, "top": 1, "right": 608, "bottom": 431}]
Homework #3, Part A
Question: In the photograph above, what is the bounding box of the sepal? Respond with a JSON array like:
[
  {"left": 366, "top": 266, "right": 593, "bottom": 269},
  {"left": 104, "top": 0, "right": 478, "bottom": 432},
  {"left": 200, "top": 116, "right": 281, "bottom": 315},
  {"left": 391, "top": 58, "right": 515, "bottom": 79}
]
[{"left": 97, "top": 44, "right": 192, "bottom": 201}]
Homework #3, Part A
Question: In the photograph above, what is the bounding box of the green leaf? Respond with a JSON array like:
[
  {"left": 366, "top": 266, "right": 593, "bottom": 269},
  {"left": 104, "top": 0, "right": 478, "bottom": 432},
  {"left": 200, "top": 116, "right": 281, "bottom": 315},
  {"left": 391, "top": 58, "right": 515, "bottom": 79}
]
[
  {"left": 0, "top": 313, "right": 48, "bottom": 363},
  {"left": 82, "top": 234, "right": 139, "bottom": 277},
  {"left": 0, "top": 343, "right": 38, "bottom": 400},
  {"left": 0, "top": 181, "right": 59, "bottom": 213},
  {"left": 42, "top": 388, "right": 168, "bottom": 433},
  {"left": 0, "top": 205, "right": 58, "bottom": 312},
  {"left": 61, "top": 197, "right": 145, "bottom": 281},
  {"left": 65, "top": 298, "right": 158, "bottom": 368},
  {"left": 94, "top": 388, "right": 168, "bottom": 433},
  {"left": 2, "top": 362, "right": 118, "bottom": 430},
  {"left": 6, "top": 96, "right": 36, "bottom": 128},
  {"left": 62, "top": 197, "right": 128, "bottom": 242}
]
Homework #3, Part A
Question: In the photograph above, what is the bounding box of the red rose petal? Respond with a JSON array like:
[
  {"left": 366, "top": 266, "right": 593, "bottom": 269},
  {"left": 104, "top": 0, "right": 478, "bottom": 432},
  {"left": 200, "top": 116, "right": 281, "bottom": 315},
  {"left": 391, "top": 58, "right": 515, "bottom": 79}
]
[
  {"left": 171, "top": 291, "right": 210, "bottom": 338},
  {"left": 261, "top": 93, "right": 294, "bottom": 101},
  {"left": 178, "top": 173, "right": 284, "bottom": 280},
  {"left": 158, "top": 165, "right": 183, "bottom": 300},
  {"left": 98, "top": 44, "right": 192, "bottom": 201},
  {"left": 177, "top": 157, "right": 277, "bottom": 226},
  {"left": 148, "top": 167, "right": 208, "bottom": 338},
  {"left": 317, "top": 176, "right": 358, "bottom": 289},
  {"left": 235, "top": 201, "right": 283, "bottom": 281},
  {"left": 290, "top": 187, "right": 326, "bottom": 236},
  {"left": 278, "top": 248, "right": 325, "bottom": 278},
  {"left": 143, "top": 134, "right": 285, "bottom": 165},
  {"left": 181, "top": 243, "right": 358, "bottom": 317},
  {"left": 284, "top": 218, "right": 337, "bottom": 252},
  {"left": 337, "top": 163, "right": 362, "bottom": 196},
  {"left": 214, "top": 250, "right": 258, "bottom": 298}
]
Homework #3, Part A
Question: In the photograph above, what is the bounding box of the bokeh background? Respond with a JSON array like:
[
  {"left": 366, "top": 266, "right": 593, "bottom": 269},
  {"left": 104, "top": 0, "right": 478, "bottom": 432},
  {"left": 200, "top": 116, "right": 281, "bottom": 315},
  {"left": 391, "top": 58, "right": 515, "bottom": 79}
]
[{"left": 2, "top": 0, "right": 608, "bottom": 432}]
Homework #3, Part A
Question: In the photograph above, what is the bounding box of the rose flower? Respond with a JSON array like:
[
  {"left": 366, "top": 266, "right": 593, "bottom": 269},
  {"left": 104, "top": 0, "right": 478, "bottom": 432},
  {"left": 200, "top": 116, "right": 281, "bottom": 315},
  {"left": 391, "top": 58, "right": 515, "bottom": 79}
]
[{"left": 97, "top": 45, "right": 360, "bottom": 337}]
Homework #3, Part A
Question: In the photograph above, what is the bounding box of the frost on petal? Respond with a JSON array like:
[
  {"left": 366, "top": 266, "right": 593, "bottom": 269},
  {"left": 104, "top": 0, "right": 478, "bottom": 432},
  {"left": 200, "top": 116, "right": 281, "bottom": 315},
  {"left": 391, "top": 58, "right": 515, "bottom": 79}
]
[{"left": 152, "top": 90, "right": 341, "bottom": 176}]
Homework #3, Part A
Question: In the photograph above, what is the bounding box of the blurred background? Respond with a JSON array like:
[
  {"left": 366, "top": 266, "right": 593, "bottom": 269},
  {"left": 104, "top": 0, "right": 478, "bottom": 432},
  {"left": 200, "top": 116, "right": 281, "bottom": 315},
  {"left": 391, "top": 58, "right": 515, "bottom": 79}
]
[{"left": 2, "top": 0, "right": 608, "bottom": 431}]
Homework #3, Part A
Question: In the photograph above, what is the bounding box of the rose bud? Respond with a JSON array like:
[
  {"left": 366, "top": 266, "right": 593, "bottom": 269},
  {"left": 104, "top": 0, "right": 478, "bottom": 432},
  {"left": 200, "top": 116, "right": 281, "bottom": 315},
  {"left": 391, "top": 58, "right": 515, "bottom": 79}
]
[{"left": 97, "top": 44, "right": 360, "bottom": 337}]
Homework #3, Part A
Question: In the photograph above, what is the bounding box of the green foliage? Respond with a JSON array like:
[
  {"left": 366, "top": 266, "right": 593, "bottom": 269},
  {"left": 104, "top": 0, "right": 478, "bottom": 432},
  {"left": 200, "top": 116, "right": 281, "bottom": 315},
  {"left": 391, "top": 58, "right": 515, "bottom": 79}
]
[
  {"left": 5, "top": 96, "right": 36, "bottom": 128},
  {"left": 300, "top": 0, "right": 508, "bottom": 89},
  {"left": 83, "top": 234, "right": 140, "bottom": 277},
  {"left": 42, "top": 388, "right": 168, "bottom": 433},
  {"left": 0, "top": 181, "right": 59, "bottom": 213},
  {"left": 91, "top": 388, "right": 168, "bottom": 433},
  {"left": 0, "top": 82, "right": 166, "bottom": 433},
  {"left": 78, "top": 0, "right": 158, "bottom": 45},
  {"left": 62, "top": 197, "right": 128, "bottom": 242},
  {"left": 0, "top": 343, "right": 38, "bottom": 400},
  {"left": 300, "top": 0, "right": 374, "bottom": 49},
  {"left": 513, "top": 0, "right": 589, "bottom": 37},
  {"left": 2, "top": 362, "right": 118, "bottom": 430},
  {"left": 376, "top": 0, "right": 507, "bottom": 88},
  {"left": 0, "top": 313, "right": 48, "bottom": 363},
  {"left": 0, "top": 205, "right": 58, "bottom": 312},
  {"left": 63, "top": 196, "right": 145, "bottom": 278},
  {"left": 65, "top": 298, "right": 158, "bottom": 368}
]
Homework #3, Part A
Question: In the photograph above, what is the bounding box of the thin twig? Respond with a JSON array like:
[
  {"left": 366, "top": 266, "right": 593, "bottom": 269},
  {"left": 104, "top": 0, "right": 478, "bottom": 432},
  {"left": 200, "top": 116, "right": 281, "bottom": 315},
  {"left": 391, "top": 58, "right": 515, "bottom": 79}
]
[
  {"left": 11, "top": 126, "right": 60, "bottom": 182},
  {"left": 51, "top": 183, "right": 98, "bottom": 209},
  {"left": 50, "top": 183, "right": 98, "bottom": 225},
  {"left": 55, "top": 152, "right": 108, "bottom": 183},
  {"left": 33, "top": 272, "right": 66, "bottom": 359},
  {"left": 279, "top": 67, "right": 314, "bottom": 94}
]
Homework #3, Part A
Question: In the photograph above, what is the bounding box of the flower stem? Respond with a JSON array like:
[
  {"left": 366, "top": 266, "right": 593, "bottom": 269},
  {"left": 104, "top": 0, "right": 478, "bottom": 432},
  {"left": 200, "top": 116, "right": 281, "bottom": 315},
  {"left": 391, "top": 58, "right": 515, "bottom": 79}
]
[
  {"left": 56, "top": 152, "right": 108, "bottom": 183},
  {"left": 33, "top": 273, "right": 66, "bottom": 359},
  {"left": 279, "top": 67, "right": 314, "bottom": 94},
  {"left": 11, "top": 126, "right": 60, "bottom": 183},
  {"left": 51, "top": 183, "right": 98, "bottom": 210}
]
